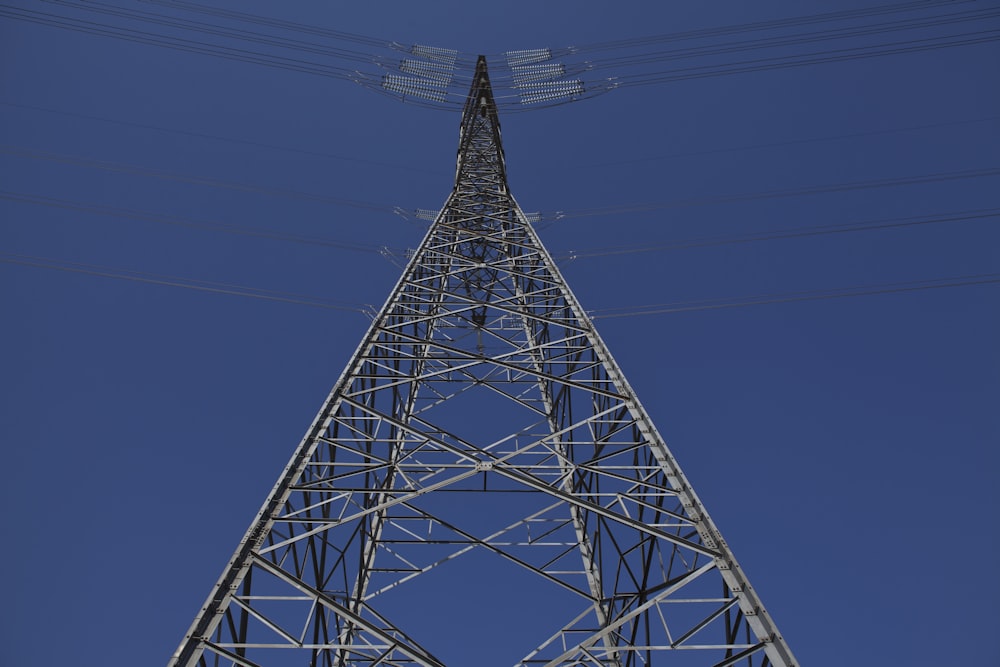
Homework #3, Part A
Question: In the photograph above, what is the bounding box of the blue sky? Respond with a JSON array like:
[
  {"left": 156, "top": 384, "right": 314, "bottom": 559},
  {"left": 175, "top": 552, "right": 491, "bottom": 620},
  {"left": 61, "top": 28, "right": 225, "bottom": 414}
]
[{"left": 1, "top": 1, "right": 998, "bottom": 665}]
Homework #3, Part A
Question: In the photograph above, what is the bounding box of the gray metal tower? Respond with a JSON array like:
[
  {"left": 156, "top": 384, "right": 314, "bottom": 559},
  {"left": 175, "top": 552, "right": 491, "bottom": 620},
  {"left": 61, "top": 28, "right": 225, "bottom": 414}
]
[{"left": 169, "top": 56, "right": 797, "bottom": 667}]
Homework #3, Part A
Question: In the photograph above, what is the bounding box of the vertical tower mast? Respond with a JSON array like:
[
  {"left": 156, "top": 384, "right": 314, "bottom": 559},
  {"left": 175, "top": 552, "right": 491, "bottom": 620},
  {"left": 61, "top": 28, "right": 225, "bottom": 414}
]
[{"left": 169, "top": 56, "right": 797, "bottom": 667}]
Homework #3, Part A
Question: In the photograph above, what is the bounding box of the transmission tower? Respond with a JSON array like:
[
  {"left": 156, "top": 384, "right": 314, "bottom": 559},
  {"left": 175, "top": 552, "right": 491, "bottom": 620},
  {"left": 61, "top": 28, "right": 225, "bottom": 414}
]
[{"left": 169, "top": 56, "right": 797, "bottom": 667}]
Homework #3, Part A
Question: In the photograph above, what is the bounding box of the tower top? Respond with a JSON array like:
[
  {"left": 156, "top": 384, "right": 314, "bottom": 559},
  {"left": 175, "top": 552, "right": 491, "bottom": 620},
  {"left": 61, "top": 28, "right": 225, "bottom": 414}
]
[{"left": 455, "top": 56, "right": 508, "bottom": 191}]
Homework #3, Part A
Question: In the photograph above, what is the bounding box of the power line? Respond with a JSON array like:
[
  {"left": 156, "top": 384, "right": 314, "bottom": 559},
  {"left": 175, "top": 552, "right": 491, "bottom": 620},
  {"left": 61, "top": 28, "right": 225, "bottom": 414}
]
[
  {"left": 3, "top": 0, "right": 995, "bottom": 112},
  {"left": 139, "top": 0, "right": 403, "bottom": 51},
  {"left": 0, "top": 190, "right": 406, "bottom": 254},
  {"left": 0, "top": 252, "right": 370, "bottom": 313},
  {"left": 146, "top": 0, "right": 965, "bottom": 63},
  {"left": 612, "top": 28, "right": 1000, "bottom": 89},
  {"left": 0, "top": 4, "right": 376, "bottom": 86},
  {"left": 542, "top": 167, "right": 1000, "bottom": 221},
  {"left": 570, "top": 114, "right": 1000, "bottom": 170},
  {"left": 6, "top": 190, "right": 993, "bottom": 266},
  {"left": 554, "top": 209, "right": 1000, "bottom": 261},
  {"left": 571, "top": 5, "right": 998, "bottom": 74},
  {"left": 5, "top": 143, "right": 995, "bottom": 223},
  {"left": 3, "top": 101, "right": 993, "bottom": 196},
  {"left": 0, "top": 101, "right": 448, "bottom": 178},
  {"left": 12, "top": 100, "right": 991, "bottom": 182},
  {"left": 0, "top": 145, "right": 398, "bottom": 213},
  {"left": 6, "top": 250, "right": 994, "bottom": 321},
  {"left": 540, "top": 0, "right": 970, "bottom": 56},
  {"left": 46, "top": 0, "right": 390, "bottom": 65},
  {"left": 589, "top": 273, "right": 1000, "bottom": 319},
  {"left": 496, "top": 1, "right": 997, "bottom": 109}
]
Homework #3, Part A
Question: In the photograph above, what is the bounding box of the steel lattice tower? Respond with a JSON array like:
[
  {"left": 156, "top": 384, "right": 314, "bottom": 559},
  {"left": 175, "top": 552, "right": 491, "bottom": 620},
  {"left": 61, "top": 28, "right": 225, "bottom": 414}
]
[{"left": 169, "top": 57, "right": 797, "bottom": 667}]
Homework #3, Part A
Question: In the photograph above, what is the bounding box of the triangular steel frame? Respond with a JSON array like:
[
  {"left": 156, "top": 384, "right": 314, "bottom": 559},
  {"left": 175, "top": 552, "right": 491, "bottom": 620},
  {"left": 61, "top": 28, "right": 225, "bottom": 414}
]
[{"left": 169, "top": 56, "right": 797, "bottom": 667}]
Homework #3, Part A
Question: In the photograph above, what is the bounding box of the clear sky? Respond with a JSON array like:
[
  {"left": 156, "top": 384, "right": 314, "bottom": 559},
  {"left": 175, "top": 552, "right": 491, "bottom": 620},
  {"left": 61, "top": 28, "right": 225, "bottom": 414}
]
[{"left": 1, "top": 1, "right": 998, "bottom": 665}]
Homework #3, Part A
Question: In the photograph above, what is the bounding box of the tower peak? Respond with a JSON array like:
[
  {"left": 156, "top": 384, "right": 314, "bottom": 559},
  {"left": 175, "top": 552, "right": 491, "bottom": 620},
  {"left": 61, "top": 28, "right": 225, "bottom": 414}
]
[{"left": 455, "top": 56, "right": 508, "bottom": 191}]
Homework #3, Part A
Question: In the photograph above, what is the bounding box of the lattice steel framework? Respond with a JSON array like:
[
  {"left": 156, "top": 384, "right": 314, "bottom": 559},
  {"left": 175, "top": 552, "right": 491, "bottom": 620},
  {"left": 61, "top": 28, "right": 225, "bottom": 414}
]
[{"left": 169, "top": 57, "right": 797, "bottom": 667}]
